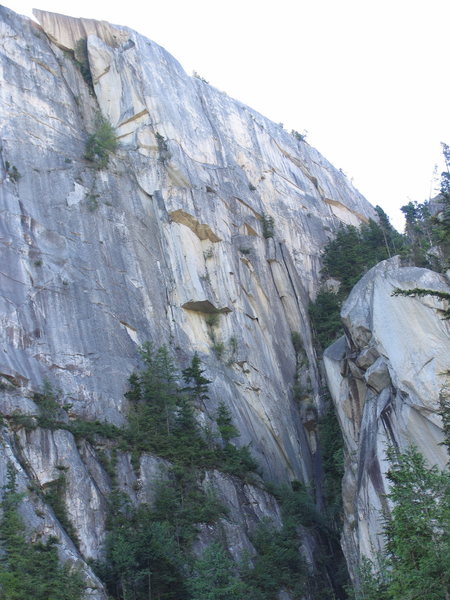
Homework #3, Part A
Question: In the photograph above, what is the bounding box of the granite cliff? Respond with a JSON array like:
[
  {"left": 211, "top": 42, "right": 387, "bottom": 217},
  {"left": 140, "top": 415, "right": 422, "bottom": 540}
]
[
  {"left": 3, "top": 6, "right": 447, "bottom": 599},
  {"left": 324, "top": 258, "right": 449, "bottom": 583}
]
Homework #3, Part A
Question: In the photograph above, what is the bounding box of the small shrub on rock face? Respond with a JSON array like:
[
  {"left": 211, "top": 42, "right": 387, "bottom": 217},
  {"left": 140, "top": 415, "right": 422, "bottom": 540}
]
[
  {"left": 291, "top": 129, "right": 307, "bottom": 142},
  {"left": 84, "top": 116, "right": 117, "bottom": 169},
  {"left": 5, "top": 161, "right": 21, "bottom": 182},
  {"left": 203, "top": 247, "right": 214, "bottom": 260},
  {"left": 193, "top": 71, "right": 209, "bottom": 84},
  {"left": 205, "top": 313, "right": 220, "bottom": 329},
  {"left": 86, "top": 193, "right": 100, "bottom": 212},
  {"left": 155, "top": 131, "right": 171, "bottom": 162},
  {"left": 212, "top": 342, "right": 225, "bottom": 359},
  {"left": 261, "top": 213, "right": 275, "bottom": 238}
]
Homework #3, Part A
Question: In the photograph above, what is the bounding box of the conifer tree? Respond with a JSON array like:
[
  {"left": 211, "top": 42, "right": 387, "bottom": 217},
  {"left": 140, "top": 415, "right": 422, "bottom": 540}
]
[
  {"left": 182, "top": 352, "right": 211, "bottom": 408},
  {"left": 0, "top": 463, "right": 84, "bottom": 600},
  {"left": 189, "top": 542, "right": 248, "bottom": 600},
  {"left": 383, "top": 446, "right": 450, "bottom": 600},
  {"left": 216, "top": 402, "right": 239, "bottom": 444},
  {"left": 354, "top": 447, "right": 450, "bottom": 600}
]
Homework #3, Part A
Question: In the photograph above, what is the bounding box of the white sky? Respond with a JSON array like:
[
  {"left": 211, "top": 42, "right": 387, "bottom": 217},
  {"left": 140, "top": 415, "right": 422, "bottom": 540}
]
[{"left": 4, "top": 0, "right": 450, "bottom": 230}]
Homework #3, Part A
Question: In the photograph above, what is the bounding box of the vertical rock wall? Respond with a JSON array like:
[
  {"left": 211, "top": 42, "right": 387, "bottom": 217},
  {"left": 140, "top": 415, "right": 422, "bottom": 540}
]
[
  {"left": 324, "top": 258, "right": 449, "bottom": 581},
  {"left": 0, "top": 6, "right": 377, "bottom": 594}
]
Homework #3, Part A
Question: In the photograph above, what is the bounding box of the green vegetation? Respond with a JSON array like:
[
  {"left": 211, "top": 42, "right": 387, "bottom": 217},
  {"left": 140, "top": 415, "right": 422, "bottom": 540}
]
[
  {"left": 44, "top": 472, "right": 79, "bottom": 545},
  {"left": 242, "top": 516, "right": 308, "bottom": 599},
  {"left": 5, "top": 161, "right": 21, "bottom": 182},
  {"left": 21, "top": 382, "right": 121, "bottom": 441},
  {"left": 98, "top": 476, "right": 329, "bottom": 600},
  {"left": 18, "top": 349, "right": 257, "bottom": 480},
  {"left": 400, "top": 201, "right": 433, "bottom": 267},
  {"left": 290, "top": 331, "right": 312, "bottom": 404},
  {"left": 182, "top": 351, "right": 211, "bottom": 406},
  {"left": 291, "top": 129, "right": 307, "bottom": 142},
  {"left": 310, "top": 143, "right": 450, "bottom": 349},
  {"left": 205, "top": 312, "right": 220, "bottom": 329},
  {"left": 74, "top": 38, "right": 94, "bottom": 91},
  {"left": 319, "top": 402, "right": 345, "bottom": 532},
  {"left": 211, "top": 341, "right": 225, "bottom": 359},
  {"left": 322, "top": 216, "right": 403, "bottom": 294},
  {"left": 400, "top": 142, "right": 450, "bottom": 270},
  {"left": 107, "top": 475, "right": 343, "bottom": 600},
  {"left": 309, "top": 289, "right": 344, "bottom": 351},
  {"left": 216, "top": 401, "right": 239, "bottom": 443},
  {"left": 0, "top": 464, "right": 84, "bottom": 600},
  {"left": 91, "top": 348, "right": 261, "bottom": 600},
  {"left": 3, "top": 346, "right": 347, "bottom": 599},
  {"left": 189, "top": 542, "right": 247, "bottom": 600},
  {"left": 353, "top": 555, "right": 389, "bottom": 600},
  {"left": 290, "top": 331, "right": 303, "bottom": 355},
  {"left": 309, "top": 210, "right": 405, "bottom": 351},
  {"left": 86, "top": 193, "right": 100, "bottom": 211},
  {"left": 392, "top": 287, "right": 450, "bottom": 319},
  {"left": 439, "top": 378, "right": 450, "bottom": 450},
  {"left": 124, "top": 344, "right": 258, "bottom": 477},
  {"left": 84, "top": 116, "right": 117, "bottom": 169},
  {"left": 155, "top": 131, "right": 170, "bottom": 162},
  {"left": 66, "top": 418, "right": 122, "bottom": 443},
  {"left": 242, "top": 480, "right": 349, "bottom": 600},
  {"left": 353, "top": 446, "right": 450, "bottom": 600},
  {"left": 226, "top": 336, "right": 238, "bottom": 366},
  {"left": 33, "top": 379, "right": 60, "bottom": 426},
  {"left": 193, "top": 71, "right": 209, "bottom": 84},
  {"left": 313, "top": 401, "right": 350, "bottom": 596},
  {"left": 115, "top": 352, "right": 337, "bottom": 597},
  {"left": 203, "top": 246, "right": 214, "bottom": 260},
  {"left": 261, "top": 213, "right": 275, "bottom": 238},
  {"left": 204, "top": 312, "right": 233, "bottom": 361},
  {"left": 96, "top": 480, "right": 221, "bottom": 600}
]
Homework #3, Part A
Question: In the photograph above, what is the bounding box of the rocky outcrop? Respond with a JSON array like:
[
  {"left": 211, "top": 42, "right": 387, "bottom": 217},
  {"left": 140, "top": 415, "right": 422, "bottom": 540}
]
[
  {"left": 324, "top": 257, "right": 449, "bottom": 581},
  {"left": 0, "top": 423, "right": 299, "bottom": 599},
  {"left": 0, "top": 5, "right": 377, "bottom": 593}
]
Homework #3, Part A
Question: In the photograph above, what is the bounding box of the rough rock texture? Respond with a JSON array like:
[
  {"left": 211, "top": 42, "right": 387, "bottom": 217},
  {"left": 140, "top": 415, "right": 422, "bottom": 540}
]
[
  {"left": 324, "top": 257, "right": 450, "bottom": 581},
  {"left": 1, "top": 6, "right": 377, "bottom": 593},
  {"left": 1, "top": 424, "right": 295, "bottom": 599}
]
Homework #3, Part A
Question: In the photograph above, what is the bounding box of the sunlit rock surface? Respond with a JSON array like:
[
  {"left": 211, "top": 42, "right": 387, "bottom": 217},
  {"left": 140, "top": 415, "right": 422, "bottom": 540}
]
[
  {"left": 324, "top": 257, "right": 449, "bottom": 581},
  {"left": 1, "top": 6, "right": 377, "bottom": 592}
]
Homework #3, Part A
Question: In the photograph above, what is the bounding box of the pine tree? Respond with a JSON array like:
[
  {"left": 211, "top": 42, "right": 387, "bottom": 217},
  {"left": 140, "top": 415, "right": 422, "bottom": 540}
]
[
  {"left": 353, "top": 447, "right": 450, "bottom": 600},
  {"left": 216, "top": 402, "right": 239, "bottom": 444},
  {"left": 126, "top": 343, "right": 180, "bottom": 452},
  {"left": 400, "top": 201, "right": 433, "bottom": 267},
  {"left": 189, "top": 542, "right": 248, "bottom": 600},
  {"left": 0, "top": 463, "right": 84, "bottom": 600},
  {"left": 182, "top": 352, "right": 211, "bottom": 408},
  {"left": 434, "top": 142, "right": 450, "bottom": 266},
  {"left": 99, "top": 491, "right": 188, "bottom": 600},
  {"left": 383, "top": 446, "right": 450, "bottom": 600},
  {"left": 310, "top": 214, "right": 405, "bottom": 351}
]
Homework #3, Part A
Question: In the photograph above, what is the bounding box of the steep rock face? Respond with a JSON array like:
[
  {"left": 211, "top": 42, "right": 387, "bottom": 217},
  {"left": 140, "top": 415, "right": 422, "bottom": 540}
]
[
  {"left": 1, "top": 6, "right": 376, "bottom": 591},
  {"left": 324, "top": 258, "right": 449, "bottom": 581},
  {"left": 1, "top": 424, "right": 300, "bottom": 599}
]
